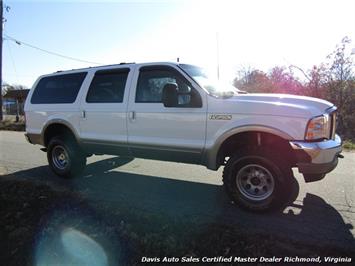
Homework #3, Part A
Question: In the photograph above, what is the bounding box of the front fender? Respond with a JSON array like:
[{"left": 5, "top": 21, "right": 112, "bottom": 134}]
[{"left": 203, "top": 125, "right": 293, "bottom": 170}]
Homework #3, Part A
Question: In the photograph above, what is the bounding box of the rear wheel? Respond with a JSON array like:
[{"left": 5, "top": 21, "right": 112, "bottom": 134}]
[
  {"left": 223, "top": 148, "right": 294, "bottom": 211},
  {"left": 47, "top": 136, "right": 86, "bottom": 178}
]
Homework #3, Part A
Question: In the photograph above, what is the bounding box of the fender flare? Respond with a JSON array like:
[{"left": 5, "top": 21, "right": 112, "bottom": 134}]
[
  {"left": 41, "top": 119, "right": 80, "bottom": 146},
  {"left": 203, "top": 125, "right": 293, "bottom": 170}
]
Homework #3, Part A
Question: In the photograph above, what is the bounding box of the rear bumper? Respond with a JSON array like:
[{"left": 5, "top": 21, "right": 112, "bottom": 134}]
[{"left": 290, "top": 135, "right": 342, "bottom": 180}]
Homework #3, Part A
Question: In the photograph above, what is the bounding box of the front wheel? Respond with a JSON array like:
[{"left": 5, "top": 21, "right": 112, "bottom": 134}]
[
  {"left": 47, "top": 136, "right": 86, "bottom": 178},
  {"left": 223, "top": 148, "right": 294, "bottom": 211}
]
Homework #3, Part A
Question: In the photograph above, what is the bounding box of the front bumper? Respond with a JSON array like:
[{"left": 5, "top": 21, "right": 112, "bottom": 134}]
[{"left": 290, "top": 134, "right": 342, "bottom": 181}]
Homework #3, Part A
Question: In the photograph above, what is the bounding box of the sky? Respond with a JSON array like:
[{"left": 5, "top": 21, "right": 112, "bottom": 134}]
[{"left": 3, "top": 0, "right": 355, "bottom": 87}]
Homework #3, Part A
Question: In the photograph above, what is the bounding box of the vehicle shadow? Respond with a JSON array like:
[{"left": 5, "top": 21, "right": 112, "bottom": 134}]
[{"left": 5, "top": 156, "right": 355, "bottom": 253}]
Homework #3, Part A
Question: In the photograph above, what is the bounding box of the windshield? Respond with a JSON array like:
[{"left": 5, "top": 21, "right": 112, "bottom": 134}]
[{"left": 179, "top": 64, "right": 244, "bottom": 98}]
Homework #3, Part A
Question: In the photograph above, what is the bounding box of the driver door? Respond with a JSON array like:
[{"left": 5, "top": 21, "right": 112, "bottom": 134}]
[{"left": 127, "top": 65, "right": 207, "bottom": 163}]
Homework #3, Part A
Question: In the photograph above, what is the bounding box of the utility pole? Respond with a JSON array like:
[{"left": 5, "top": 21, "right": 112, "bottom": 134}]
[
  {"left": 0, "top": 0, "right": 3, "bottom": 121},
  {"left": 216, "top": 32, "right": 220, "bottom": 80}
]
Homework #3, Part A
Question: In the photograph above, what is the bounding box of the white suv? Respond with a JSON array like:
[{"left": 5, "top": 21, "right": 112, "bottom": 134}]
[{"left": 24, "top": 62, "right": 342, "bottom": 211}]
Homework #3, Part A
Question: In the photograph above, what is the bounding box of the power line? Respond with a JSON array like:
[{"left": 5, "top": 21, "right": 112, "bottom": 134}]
[{"left": 4, "top": 33, "right": 103, "bottom": 65}]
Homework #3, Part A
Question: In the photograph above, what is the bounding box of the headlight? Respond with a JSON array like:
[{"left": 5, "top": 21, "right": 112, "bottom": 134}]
[{"left": 305, "top": 114, "right": 330, "bottom": 140}]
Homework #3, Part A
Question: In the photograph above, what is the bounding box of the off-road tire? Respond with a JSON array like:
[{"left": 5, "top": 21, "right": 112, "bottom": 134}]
[
  {"left": 47, "top": 135, "right": 86, "bottom": 178},
  {"left": 223, "top": 148, "right": 294, "bottom": 211}
]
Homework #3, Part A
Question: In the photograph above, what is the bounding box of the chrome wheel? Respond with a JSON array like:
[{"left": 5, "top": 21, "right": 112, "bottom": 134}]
[
  {"left": 52, "top": 145, "right": 69, "bottom": 170},
  {"left": 236, "top": 164, "right": 275, "bottom": 201}
]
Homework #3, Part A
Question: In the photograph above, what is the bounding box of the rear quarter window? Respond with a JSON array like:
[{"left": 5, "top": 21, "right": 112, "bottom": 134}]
[{"left": 31, "top": 72, "right": 87, "bottom": 104}]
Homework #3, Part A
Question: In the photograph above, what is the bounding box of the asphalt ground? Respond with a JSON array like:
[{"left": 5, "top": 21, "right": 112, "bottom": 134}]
[{"left": 1, "top": 131, "right": 354, "bottom": 257}]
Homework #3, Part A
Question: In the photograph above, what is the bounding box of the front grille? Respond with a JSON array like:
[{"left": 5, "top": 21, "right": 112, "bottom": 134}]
[{"left": 330, "top": 111, "right": 337, "bottom": 139}]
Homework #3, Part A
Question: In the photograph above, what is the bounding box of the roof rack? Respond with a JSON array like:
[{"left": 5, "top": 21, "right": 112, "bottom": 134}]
[{"left": 54, "top": 62, "right": 136, "bottom": 73}]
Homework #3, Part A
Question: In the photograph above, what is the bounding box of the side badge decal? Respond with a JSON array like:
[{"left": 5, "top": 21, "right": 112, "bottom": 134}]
[{"left": 209, "top": 114, "right": 232, "bottom": 120}]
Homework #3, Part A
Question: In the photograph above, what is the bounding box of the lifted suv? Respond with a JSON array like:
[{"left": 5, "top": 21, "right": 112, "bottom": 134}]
[{"left": 24, "top": 62, "right": 342, "bottom": 211}]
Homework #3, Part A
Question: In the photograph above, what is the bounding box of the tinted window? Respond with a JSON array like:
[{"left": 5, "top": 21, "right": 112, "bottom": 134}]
[
  {"left": 31, "top": 72, "right": 87, "bottom": 104},
  {"left": 86, "top": 69, "right": 129, "bottom": 103},
  {"left": 136, "top": 68, "right": 195, "bottom": 104},
  {"left": 136, "top": 70, "right": 173, "bottom": 103}
]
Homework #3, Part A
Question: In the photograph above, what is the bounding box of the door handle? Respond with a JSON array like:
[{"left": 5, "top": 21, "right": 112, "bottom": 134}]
[
  {"left": 129, "top": 111, "right": 136, "bottom": 121},
  {"left": 82, "top": 110, "right": 86, "bottom": 118}
]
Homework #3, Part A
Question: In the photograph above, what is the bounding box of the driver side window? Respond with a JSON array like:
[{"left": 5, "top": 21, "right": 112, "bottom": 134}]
[{"left": 135, "top": 67, "right": 202, "bottom": 108}]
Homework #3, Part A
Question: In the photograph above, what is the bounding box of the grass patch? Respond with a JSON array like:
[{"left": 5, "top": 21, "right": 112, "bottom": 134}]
[
  {"left": 343, "top": 140, "right": 355, "bottom": 150},
  {"left": 0, "top": 117, "right": 25, "bottom": 131}
]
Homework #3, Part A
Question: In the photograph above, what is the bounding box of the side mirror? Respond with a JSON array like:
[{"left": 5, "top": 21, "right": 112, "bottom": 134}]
[{"left": 162, "top": 83, "right": 178, "bottom": 107}]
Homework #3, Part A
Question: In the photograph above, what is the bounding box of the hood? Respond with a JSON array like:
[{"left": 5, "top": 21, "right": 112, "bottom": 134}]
[{"left": 211, "top": 93, "right": 334, "bottom": 118}]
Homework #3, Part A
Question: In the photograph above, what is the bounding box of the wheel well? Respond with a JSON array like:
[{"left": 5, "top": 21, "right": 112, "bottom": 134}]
[
  {"left": 216, "top": 131, "right": 296, "bottom": 168},
  {"left": 43, "top": 123, "right": 76, "bottom": 147}
]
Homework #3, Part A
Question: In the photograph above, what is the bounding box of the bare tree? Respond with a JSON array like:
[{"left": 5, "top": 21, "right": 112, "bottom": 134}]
[
  {"left": 1, "top": 82, "right": 14, "bottom": 96},
  {"left": 325, "top": 37, "right": 354, "bottom": 139}
]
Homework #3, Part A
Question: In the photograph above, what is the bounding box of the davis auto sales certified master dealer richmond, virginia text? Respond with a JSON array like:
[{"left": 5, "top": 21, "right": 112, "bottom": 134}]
[{"left": 141, "top": 256, "right": 352, "bottom": 263}]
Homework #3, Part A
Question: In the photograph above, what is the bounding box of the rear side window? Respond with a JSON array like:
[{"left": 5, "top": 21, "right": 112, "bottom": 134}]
[
  {"left": 31, "top": 72, "right": 87, "bottom": 104},
  {"left": 86, "top": 69, "right": 129, "bottom": 103}
]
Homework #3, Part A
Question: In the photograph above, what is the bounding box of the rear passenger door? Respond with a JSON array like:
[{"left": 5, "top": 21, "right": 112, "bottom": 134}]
[{"left": 79, "top": 68, "right": 132, "bottom": 155}]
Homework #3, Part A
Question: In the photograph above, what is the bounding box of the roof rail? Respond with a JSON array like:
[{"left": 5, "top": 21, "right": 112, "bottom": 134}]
[{"left": 53, "top": 62, "right": 136, "bottom": 74}]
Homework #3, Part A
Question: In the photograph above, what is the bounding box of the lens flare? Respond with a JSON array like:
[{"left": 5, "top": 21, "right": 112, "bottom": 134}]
[
  {"left": 61, "top": 228, "right": 108, "bottom": 266},
  {"left": 35, "top": 227, "right": 109, "bottom": 266}
]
